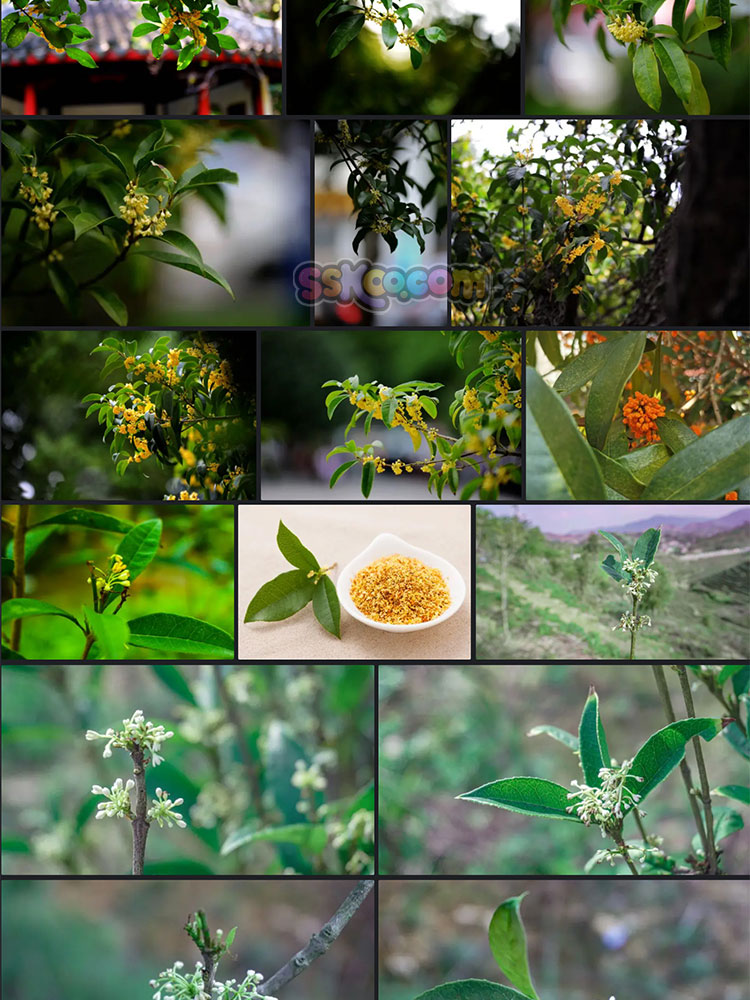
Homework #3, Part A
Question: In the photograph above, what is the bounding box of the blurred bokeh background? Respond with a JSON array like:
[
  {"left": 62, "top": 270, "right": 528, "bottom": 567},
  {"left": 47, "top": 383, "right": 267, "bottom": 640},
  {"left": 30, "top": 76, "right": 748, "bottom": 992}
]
[
  {"left": 379, "top": 879, "right": 749, "bottom": 1000},
  {"left": 287, "top": 0, "right": 520, "bottom": 114},
  {"left": 379, "top": 663, "right": 749, "bottom": 875},
  {"left": 1, "top": 330, "right": 257, "bottom": 501},
  {"left": 2, "top": 120, "right": 310, "bottom": 327},
  {"left": 526, "top": 0, "right": 750, "bottom": 114},
  {"left": 314, "top": 123, "right": 447, "bottom": 327},
  {"left": 1, "top": 503, "right": 234, "bottom": 660},
  {"left": 260, "top": 329, "right": 520, "bottom": 499},
  {"left": 2, "top": 662, "right": 374, "bottom": 875},
  {"left": 2, "top": 878, "right": 374, "bottom": 1000}
]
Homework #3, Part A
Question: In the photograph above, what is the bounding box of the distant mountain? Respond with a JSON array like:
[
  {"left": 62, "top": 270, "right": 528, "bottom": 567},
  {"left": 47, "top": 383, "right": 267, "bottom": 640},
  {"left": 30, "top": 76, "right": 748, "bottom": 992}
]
[
  {"left": 542, "top": 507, "right": 750, "bottom": 541},
  {"left": 608, "top": 508, "right": 750, "bottom": 537}
]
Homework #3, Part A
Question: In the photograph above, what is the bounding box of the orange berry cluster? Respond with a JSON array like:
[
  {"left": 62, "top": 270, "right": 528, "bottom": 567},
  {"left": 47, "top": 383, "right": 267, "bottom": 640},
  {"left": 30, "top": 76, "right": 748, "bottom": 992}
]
[{"left": 622, "top": 391, "right": 666, "bottom": 444}]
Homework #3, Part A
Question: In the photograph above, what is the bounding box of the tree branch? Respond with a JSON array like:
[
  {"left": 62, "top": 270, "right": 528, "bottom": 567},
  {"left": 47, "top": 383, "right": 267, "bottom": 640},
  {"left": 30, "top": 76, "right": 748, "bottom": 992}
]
[
  {"left": 130, "top": 744, "right": 150, "bottom": 876},
  {"left": 258, "top": 880, "right": 374, "bottom": 995}
]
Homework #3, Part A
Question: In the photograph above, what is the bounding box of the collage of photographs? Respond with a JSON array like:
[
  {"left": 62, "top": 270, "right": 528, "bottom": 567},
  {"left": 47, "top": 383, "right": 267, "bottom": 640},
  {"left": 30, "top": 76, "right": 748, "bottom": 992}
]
[{"left": 1, "top": 1, "right": 749, "bottom": 999}]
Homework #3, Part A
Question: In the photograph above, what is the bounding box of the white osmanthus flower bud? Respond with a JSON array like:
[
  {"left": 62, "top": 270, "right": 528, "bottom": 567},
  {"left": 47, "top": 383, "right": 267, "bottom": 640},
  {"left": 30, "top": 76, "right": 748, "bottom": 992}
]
[
  {"left": 620, "top": 557, "right": 658, "bottom": 601},
  {"left": 566, "top": 759, "right": 645, "bottom": 836},
  {"left": 92, "top": 777, "right": 135, "bottom": 820},
  {"left": 85, "top": 709, "right": 174, "bottom": 765},
  {"left": 148, "top": 787, "right": 187, "bottom": 828},
  {"left": 150, "top": 960, "right": 277, "bottom": 1000}
]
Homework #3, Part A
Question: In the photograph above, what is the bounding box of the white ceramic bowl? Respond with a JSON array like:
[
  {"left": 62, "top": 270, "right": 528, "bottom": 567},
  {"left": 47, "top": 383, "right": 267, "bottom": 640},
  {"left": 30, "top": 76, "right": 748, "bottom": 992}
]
[{"left": 336, "top": 532, "right": 466, "bottom": 633}]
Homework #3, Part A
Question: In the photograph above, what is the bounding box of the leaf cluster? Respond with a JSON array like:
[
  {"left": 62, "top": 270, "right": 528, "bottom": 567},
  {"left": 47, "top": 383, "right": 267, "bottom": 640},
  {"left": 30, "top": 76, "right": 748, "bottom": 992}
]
[
  {"left": 319, "top": 0, "right": 447, "bottom": 67},
  {"left": 2, "top": 507, "right": 234, "bottom": 660},
  {"left": 553, "top": 0, "right": 733, "bottom": 113},
  {"left": 317, "top": 119, "right": 447, "bottom": 254},
  {"left": 243, "top": 521, "right": 341, "bottom": 638},
  {"left": 458, "top": 686, "right": 741, "bottom": 876},
  {"left": 2, "top": 122, "right": 238, "bottom": 325}
]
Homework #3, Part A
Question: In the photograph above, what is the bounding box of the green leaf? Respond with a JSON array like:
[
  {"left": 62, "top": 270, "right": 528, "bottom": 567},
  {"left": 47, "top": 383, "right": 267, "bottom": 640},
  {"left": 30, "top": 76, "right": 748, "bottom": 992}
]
[
  {"left": 527, "top": 725, "right": 579, "bottom": 752},
  {"left": 640, "top": 0, "right": 667, "bottom": 20},
  {"left": 382, "top": 18, "right": 398, "bottom": 48},
  {"left": 685, "top": 15, "right": 724, "bottom": 41},
  {"left": 706, "top": 0, "right": 731, "bottom": 68},
  {"left": 653, "top": 37, "right": 693, "bottom": 103},
  {"left": 599, "top": 530, "right": 627, "bottom": 562},
  {"left": 578, "top": 687, "right": 611, "bottom": 786},
  {"left": 221, "top": 823, "right": 328, "bottom": 856},
  {"left": 326, "top": 12, "right": 365, "bottom": 57},
  {"left": 1, "top": 558, "right": 14, "bottom": 578},
  {"left": 157, "top": 230, "right": 204, "bottom": 267},
  {"left": 537, "top": 331, "right": 563, "bottom": 367},
  {"left": 553, "top": 337, "right": 619, "bottom": 397},
  {"left": 32, "top": 509, "right": 134, "bottom": 533},
  {"left": 627, "top": 718, "right": 722, "bottom": 805},
  {"left": 312, "top": 575, "right": 341, "bottom": 638},
  {"left": 127, "top": 613, "right": 234, "bottom": 657},
  {"left": 632, "top": 527, "right": 661, "bottom": 567},
  {"left": 46, "top": 134, "right": 128, "bottom": 176},
  {"left": 526, "top": 367, "right": 606, "bottom": 500},
  {"left": 458, "top": 777, "right": 582, "bottom": 822},
  {"left": 640, "top": 414, "right": 750, "bottom": 499},
  {"left": 70, "top": 212, "right": 109, "bottom": 240},
  {"left": 176, "top": 41, "right": 199, "bottom": 69},
  {"left": 276, "top": 520, "right": 319, "bottom": 572},
  {"left": 361, "top": 460, "right": 375, "bottom": 498},
  {"left": 723, "top": 721, "right": 750, "bottom": 760},
  {"left": 409, "top": 45, "right": 423, "bottom": 68},
  {"left": 88, "top": 612, "right": 129, "bottom": 659},
  {"left": 633, "top": 43, "right": 662, "bottom": 111},
  {"left": 329, "top": 460, "right": 358, "bottom": 488},
  {"left": 214, "top": 33, "right": 239, "bottom": 49},
  {"left": 117, "top": 519, "right": 162, "bottom": 581},
  {"left": 585, "top": 333, "right": 647, "bottom": 450},
  {"left": 65, "top": 46, "right": 97, "bottom": 67},
  {"left": 176, "top": 167, "right": 239, "bottom": 192},
  {"left": 672, "top": 0, "right": 687, "bottom": 34},
  {"left": 2, "top": 598, "right": 83, "bottom": 631},
  {"left": 88, "top": 286, "right": 128, "bottom": 326},
  {"left": 244, "top": 569, "right": 315, "bottom": 623},
  {"left": 600, "top": 553, "right": 626, "bottom": 583},
  {"left": 683, "top": 58, "right": 710, "bottom": 114},
  {"left": 711, "top": 806, "right": 744, "bottom": 845},
  {"left": 655, "top": 415, "right": 698, "bottom": 452},
  {"left": 149, "top": 664, "right": 197, "bottom": 704},
  {"left": 713, "top": 784, "right": 750, "bottom": 806},
  {"left": 525, "top": 406, "right": 570, "bottom": 501},
  {"left": 488, "top": 895, "right": 539, "bottom": 1000},
  {"left": 132, "top": 21, "right": 156, "bottom": 37},
  {"left": 414, "top": 980, "right": 536, "bottom": 1000},
  {"left": 131, "top": 246, "right": 234, "bottom": 298}
]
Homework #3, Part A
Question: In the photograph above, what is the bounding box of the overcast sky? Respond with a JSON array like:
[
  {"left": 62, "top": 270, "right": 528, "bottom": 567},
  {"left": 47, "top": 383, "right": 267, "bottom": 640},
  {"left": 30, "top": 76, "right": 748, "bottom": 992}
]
[{"left": 480, "top": 505, "right": 748, "bottom": 532}]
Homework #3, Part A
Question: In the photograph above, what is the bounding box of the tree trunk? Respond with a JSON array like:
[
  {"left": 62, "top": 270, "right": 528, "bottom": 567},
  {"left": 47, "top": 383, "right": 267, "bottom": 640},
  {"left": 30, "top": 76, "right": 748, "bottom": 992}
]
[{"left": 662, "top": 120, "right": 749, "bottom": 326}]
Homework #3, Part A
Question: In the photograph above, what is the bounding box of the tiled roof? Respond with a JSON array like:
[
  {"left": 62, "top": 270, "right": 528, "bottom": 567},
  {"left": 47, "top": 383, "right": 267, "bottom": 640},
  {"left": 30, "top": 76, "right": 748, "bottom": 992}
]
[{"left": 1, "top": 0, "right": 281, "bottom": 64}]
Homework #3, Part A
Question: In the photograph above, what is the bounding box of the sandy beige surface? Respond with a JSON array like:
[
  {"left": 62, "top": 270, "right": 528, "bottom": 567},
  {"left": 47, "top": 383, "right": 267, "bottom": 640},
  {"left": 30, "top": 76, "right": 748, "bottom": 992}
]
[{"left": 238, "top": 504, "right": 471, "bottom": 661}]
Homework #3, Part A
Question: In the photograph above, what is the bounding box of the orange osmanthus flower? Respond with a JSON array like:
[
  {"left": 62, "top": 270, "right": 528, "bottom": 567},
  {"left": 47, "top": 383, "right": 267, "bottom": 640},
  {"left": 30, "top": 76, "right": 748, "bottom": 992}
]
[{"left": 622, "top": 391, "right": 666, "bottom": 444}]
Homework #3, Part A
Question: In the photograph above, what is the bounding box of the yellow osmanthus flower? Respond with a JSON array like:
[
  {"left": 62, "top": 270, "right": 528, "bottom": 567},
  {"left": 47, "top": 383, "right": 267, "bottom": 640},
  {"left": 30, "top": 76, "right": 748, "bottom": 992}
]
[
  {"left": 608, "top": 15, "right": 648, "bottom": 43},
  {"left": 19, "top": 166, "right": 59, "bottom": 231},
  {"left": 119, "top": 180, "right": 171, "bottom": 243}
]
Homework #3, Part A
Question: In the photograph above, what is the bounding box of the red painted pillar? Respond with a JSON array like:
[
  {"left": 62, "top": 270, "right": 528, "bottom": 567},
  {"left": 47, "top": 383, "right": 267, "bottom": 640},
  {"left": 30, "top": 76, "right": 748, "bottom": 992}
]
[
  {"left": 197, "top": 83, "right": 211, "bottom": 115},
  {"left": 23, "top": 83, "right": 37, "bottom": 115}
]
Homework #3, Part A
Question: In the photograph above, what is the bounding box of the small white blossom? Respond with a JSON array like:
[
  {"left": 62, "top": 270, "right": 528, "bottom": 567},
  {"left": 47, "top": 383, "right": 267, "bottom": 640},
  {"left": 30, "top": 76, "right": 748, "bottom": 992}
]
[
  {"left": 148, "top": 787, "right": 187, "bottom": 829},
  {"left": 150, "top": 961, "right": 276, "bottom": 1000},
  {"left": 92, "top": 777, "right": 135, "bottom": 820},
  {"left": 620, "top": 557, "right": 658, "bottom": 601},
  {"left": 85, "top": 709, "right": 174, "bottom": 765},
  {"left": 566, "top": 759, "right": 645, "bottom": 835}
]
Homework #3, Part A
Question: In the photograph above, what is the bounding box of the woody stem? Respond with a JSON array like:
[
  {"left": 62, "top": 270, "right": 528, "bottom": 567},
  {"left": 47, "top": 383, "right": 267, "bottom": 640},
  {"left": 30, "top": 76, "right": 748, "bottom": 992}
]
[{"left": 675, "top": 665, "right": 719, "bottom": 874}]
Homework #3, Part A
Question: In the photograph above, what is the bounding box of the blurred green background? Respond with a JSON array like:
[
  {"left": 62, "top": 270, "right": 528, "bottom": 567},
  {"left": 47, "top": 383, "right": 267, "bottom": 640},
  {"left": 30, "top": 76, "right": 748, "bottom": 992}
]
[
  {"left": 379, "top": 879, "right": 749, "bottom": 1000},
  {"left": 1, "top": 504, "right": 234, "bottom": 660},
  {"left": 2, "top": 662, "right": 374, "bottom": 875},
  {"left": 1, "top": 331, "right": 257, "bottom": 501},
  {"left": 525, "top": 0, "right": 749, "bottom": 115},
  {"left": 286, "top": 0, "right": 521, "bottom": 114},
  {"left": 261, "top": 329, "right": 520, "bottom": 499},
  {"left": 379, "top": 664, "right": 749, "bottom": 875},
  {"left": 2, "top": 878, "right": 374, "bottom": 1000}
]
